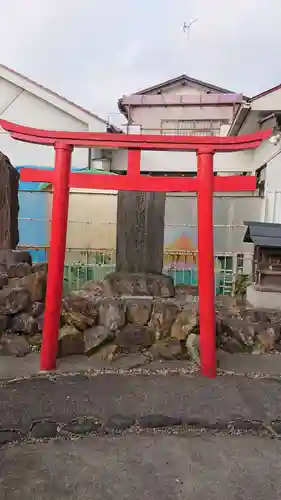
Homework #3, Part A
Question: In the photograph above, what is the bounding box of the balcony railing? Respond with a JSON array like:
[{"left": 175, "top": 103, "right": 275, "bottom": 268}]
[{"left": 123, "top": 125, "right": 222, "bottom": 136}]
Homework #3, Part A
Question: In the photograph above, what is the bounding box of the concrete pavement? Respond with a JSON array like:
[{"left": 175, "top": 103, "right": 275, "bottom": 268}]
[
  {"left": 1, "top": 358, "right": 281, "bottom": 499},
  {"left": 1, "top": 433, "right": 281, "bottom": 499}
]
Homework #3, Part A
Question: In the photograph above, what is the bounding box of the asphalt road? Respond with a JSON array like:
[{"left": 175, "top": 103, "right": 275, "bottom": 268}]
[
  {"left": 1, "top": 373, "right": 281, "bottom": 499},
  {"left": 1, "top": 433, "right": 281, "bottom": 499},
  {"left": 0, "top": 374, "right": 281, "bottom": 431}
]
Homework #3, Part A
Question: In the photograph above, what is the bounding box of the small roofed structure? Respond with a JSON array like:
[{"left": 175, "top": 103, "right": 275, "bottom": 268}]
[{"left": 244, "top": 221, "right": 281, "bottom": 291}]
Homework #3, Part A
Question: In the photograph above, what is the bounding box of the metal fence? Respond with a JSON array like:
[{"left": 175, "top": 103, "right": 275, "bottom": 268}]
[{"left": 17, "top": 245, "right": 253, "bottom": 296}]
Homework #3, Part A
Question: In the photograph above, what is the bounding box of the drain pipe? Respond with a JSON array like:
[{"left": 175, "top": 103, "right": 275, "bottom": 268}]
[{"left": 260, "top": 135, "right": 281, "bottom": 223}]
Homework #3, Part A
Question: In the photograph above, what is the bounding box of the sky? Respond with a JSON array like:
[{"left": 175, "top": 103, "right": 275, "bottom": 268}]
[{"left": 1, "top": 0, "right": 280, "bottom": 125}]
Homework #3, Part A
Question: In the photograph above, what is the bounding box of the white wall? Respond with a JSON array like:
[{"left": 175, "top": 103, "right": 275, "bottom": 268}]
[
  {"left": 111, "top": 148, "right": 255, "bottom": 174},
  {"left": 237, "top": 104, "right": 281, "bottom": 224},
  {"left": 257, "top": 151, "right": 281, "bottom": 224},
  {"left": 251, "top": 88, "right": 281, "bottom": 112},
  {"left": 237, "top": 89, "right": 281, "bottom": 189},
  {"left": 130, "top": 105, "right": 235, "bottom": 131},
  {"left": 0, "top": 77, "right": 106, "bottom": 168},
  {"left": 252, "top": 139, "right": 281, "bottom": 189}
]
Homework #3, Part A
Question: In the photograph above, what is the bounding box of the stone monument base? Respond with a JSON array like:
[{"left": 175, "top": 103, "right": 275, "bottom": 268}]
[
  {"left": 246, "top": 284, "right": 281, "bottom": 310},
  {"left": 102, "top": 272, "right": 175, "bottom": 298}
]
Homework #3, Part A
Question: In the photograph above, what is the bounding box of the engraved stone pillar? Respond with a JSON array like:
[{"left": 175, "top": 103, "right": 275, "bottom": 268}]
[
  {"left": 0, "top": 152, "right": 19, "bottom": 249},
  {"left": 116, "top": 191, "right": 165, "bottom": 273}
]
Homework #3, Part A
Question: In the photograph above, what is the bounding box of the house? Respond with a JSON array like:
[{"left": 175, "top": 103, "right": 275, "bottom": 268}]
[
  {"left": 118, "top": 74, "right": 240, "bottom": 133},
  {"left": 111, "top": 74, "right": 252, "bottom": 175},
  {"left": 228, "top": 84, "right": 281, "bottom": 223},
  {"left": 0, "top": 65, "right": 118, "bottom": 255},
  {"left": 109, "top": 75, "right": 261, "bottom": 285},
  {"left": 0, "top": 64, "right": 117, "bottom": 169}
]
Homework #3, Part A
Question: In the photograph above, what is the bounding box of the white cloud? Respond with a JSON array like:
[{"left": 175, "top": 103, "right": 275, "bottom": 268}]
[{"left": 0, "top": 0, "right": 280, "bottom": 122}]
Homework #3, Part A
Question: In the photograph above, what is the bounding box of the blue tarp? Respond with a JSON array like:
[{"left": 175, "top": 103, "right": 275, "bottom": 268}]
[{"left": 16, "top": 166, "right": 50, "bottom": 262}]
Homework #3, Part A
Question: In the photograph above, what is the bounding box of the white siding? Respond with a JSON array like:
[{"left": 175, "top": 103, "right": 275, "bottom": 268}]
[
  {"left": 251, "top": 88, "right": 281, "bottom": 112},
  {"left": 0, "top": 77, "right": 106, "bottom": 168},
  {"left": 130, "top": 105, "right": 234, "bottom": 131},
  {"left": 111, "top": 149, "right": 255, "bottom": 174},
  {"left": 237, "top": 97, "right": 281, "bottom": 224}
]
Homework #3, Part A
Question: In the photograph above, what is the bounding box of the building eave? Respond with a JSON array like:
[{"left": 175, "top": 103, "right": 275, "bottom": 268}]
[
  {"left": 227, "top": 104, "right": 251, "bottom": 136},
  {"left": 252, "top": 83, "right": 281, "bottom": 101},
  {"left": 134, "top": 74, "right": 235, "bottom": 95}
]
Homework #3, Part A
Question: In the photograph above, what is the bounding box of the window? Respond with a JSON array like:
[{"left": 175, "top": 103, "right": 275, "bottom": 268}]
[{"left": 161, "top": 119, "right": 223, "bottom": 136}]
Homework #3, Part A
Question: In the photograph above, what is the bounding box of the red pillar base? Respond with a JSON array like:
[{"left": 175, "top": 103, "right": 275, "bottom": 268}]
[{"left": 40, "top": 143, "right": 73, "bottom": 371}]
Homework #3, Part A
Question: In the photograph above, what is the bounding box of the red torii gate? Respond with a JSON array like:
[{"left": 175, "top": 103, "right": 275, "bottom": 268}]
[{"left": 0, "top": 119, "right": 271, "bottom": 377}]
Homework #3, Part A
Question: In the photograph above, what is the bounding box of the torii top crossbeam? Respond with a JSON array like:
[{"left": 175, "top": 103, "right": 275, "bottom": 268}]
[
  {"left": 0, "top": 119, "right": 271, "bottom": 378},
  {"left": 1, "top": 119, "right": 270, "bottom": 191}
]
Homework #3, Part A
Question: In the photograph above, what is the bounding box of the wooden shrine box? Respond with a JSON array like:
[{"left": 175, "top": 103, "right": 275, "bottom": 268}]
[{"left": 244, "top": 221, "right": 281, "bottom": 292}]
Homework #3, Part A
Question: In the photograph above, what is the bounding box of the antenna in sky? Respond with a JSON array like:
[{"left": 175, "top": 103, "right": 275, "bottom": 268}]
[{"left": 183, "top": 18, "right": 198, "bottom": 39}]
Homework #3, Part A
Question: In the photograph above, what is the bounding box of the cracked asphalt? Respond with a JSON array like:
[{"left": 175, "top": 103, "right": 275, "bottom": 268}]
[{"left": 0, "top": 373, "right": 281, "bottom": 431}]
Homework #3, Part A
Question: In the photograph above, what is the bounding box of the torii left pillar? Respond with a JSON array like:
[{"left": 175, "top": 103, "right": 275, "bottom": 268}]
[{"left": 41, "top": 143, "right": 73, "bottom": 369}]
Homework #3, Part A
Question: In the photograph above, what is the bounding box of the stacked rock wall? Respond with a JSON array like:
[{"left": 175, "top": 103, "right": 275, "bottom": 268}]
[
  {"left": 59, "top": 273, "right": 188, "bottom": 360},
  {"left": 59, "top": 273, "right": 281, "bottom": 364},
  {"left": 0, "top": 250, "right": 47, "bottom": 356},
  {"left": 2, "top": 265, "right": 281, "bottom": 362}
]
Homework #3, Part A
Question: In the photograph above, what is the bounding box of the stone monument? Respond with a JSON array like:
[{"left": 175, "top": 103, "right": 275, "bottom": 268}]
[
  {"left": 0, "top": 151, "right": 19, "bottom": 249},
  {"left": 116, "top": 190, "right": 166, "bottom": 274}
]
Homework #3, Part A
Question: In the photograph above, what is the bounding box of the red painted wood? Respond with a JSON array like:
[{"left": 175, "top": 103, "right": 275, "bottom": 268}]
[
  {"left": 20, "top": 168, "right": 198, "bottom": 192},
  {"left": 214, "top": 175, "right": 256, "bottom": 191},
  {"left": 127, "top": 149, "right": 141, "bottom": 177},
  {"left": 40, "top": 143, "right": 73, "bottom": 371},
  {"left": 0, "top": 119, "right": 272, "bottom": 147},
  {"left": 21, "top": 168, "right": 256, "bottom": 192},
  {"left": 21, "top": 169, "right": 54, "bottom": 183},
  {"left": 197, "top": 151, "right": 216, "bottom": 377},
  {"left": 7, "top": 131, "right": 266, "bottom": 153}
]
